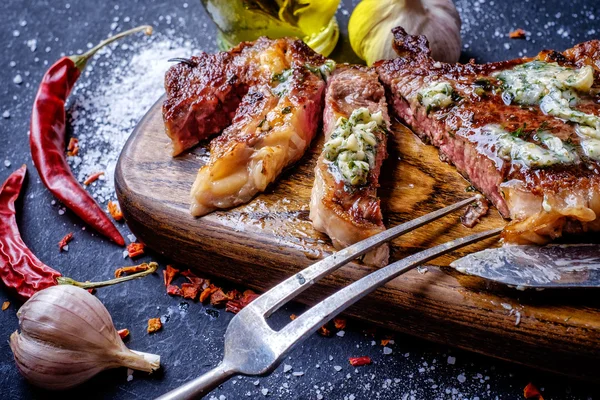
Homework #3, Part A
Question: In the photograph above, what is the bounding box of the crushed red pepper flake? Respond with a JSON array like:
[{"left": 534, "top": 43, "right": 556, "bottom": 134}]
[
  {"left": 127, "top": 242, "right": 145, "bottom": 258},
  {"left": 117, "top": 328, "right": 130, "bottom": 339},
  {"left": 107, "top": 201, "right": 123, "bottom": 221},
  {"left": 2, "top": 301, "right": 9, "bottom": 311},
  {"left": 524, "top": 383, "right": 544, "bottom": 399},
  {"left": 349, "top": 356, "right": 372, "bottom": 367},
  {"left": 509, "top": 28, "right": 527, "bottom": 39},
  {"left": 318, "top": 325, "right": 332, "bottom": 337},
  {"left": 87, "top": 288, "right": 96, "bottom": 295},
  {"left": 181, "top": 283, "right": 201, "bottom": 300},
  {"left": 147, "top": 318, "right": 162, "bottom": 334},
  {"left": 83, "top": 171, "right": 104, "bottom": 185},
  {"left": 333, "top": 317, "right": 346, "bottom": 330},
  {"left": 163, "top": 265, "right": 179, "bottom": 286},
  {"left": 225, "top": 290, "right": 259, "bottom": 314},
  {"left": 199, "top": 284, "right": 218, "bottom": 303},
  {"left": 66, "top": 137, "right": 79, "bottom": 156},
  {"left": 167, "top": 284, "right": 182, "bottom": 296},
  {"left": 182, "top": 269, "right": 206, "bottom": 286},
  {"left": 381, "top": 339, "right": 390, "bottom": 346},
  {"left": 114, "top": 263, "right": 150, "bottom": 278},
  {"left": 58, "top": 232, "right": 73, "bottom": 251},
  {"left": 210, "top": 288, "right": 234, "bottom": 306}
]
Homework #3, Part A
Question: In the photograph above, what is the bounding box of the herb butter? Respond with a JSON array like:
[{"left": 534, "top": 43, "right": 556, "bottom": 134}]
[
  {"left": 497, "top": 61, "right": 600, "bottom": 161},
  {"left": 479, "top": 124, "right": 578, "bottom": 168},
  {"left": 323, "top": 107, "right": 383, "bottom": 186},
  {"left": 417, "top": 81, "right": 455, "bottom": 111}
]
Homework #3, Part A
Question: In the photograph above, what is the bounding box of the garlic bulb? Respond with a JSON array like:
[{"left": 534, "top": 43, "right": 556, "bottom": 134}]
[
  {"left": 10, "top": 285, "right": 160, "bottom": 390},
  {"left": 349, "top": 0, "right": 462, "bottom": 66}
]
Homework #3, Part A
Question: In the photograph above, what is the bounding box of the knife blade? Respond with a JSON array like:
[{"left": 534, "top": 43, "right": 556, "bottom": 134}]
[{"left": 450, "top": 244, "right": 600, "bottom": 289}]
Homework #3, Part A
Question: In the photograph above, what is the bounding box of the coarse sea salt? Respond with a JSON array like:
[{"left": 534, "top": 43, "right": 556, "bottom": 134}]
[{"left": 67, "top": 31, "right": 194, "bottom": 205}]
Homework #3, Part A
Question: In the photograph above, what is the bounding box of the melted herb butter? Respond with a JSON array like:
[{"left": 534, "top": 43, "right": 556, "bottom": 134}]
[
  {"left": 305, "top": 60, "right": 336, "bottom": 80},
  {"left": 323, "top": 107, "right": 383, "bottom": 186},
  {"left": 417, "top": 81, "right": 455, "bottom": 111},
  {"left": 496, "top": 61, "right": 600, "bottom": 161},
  {"left": 479, "top": 124, "right": 578, "bottom": 168},
  {"left": 272, "top": 68, "right": 293, "bottom": 97}
]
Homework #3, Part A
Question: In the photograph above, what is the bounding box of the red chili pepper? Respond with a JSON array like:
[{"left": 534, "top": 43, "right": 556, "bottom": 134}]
[
  {"left": 0, "top": 166, "right": 62, "bottom": 300},
  {"left": 0, "top": 168, "right": 158, "bottom": 300},
  {"left": 29, "top": 25, "right": 152, "bottom": 246},
  {"left": 348, "top": 356, "right": 372, "bottom": 367}
]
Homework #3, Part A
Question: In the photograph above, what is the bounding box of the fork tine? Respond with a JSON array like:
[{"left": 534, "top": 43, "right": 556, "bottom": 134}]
[
  {"left": 250, "top": 196, "right": 481, "bottom": 317},
  {"left": 277, "top": 228, "right": 502, "bottom": 348}
]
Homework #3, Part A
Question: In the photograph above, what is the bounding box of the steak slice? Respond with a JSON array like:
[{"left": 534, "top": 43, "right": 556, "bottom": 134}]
[
  {"left": 163, "top": 37, "right": 326, "bottom": 156},
  {"left": 376, "top": 27, "right": 600, "bottom": 244},
  {"left": 189, "top": 39, "right": 331, "bottom": 216},
  {"left": 309, "top": 66, "right": 390, "bottom": 267}
]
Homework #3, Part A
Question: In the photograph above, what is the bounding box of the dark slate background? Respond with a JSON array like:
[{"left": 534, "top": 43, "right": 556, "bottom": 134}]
[{"left": 1, "top": 0, "right": 600, "bottom": 399}]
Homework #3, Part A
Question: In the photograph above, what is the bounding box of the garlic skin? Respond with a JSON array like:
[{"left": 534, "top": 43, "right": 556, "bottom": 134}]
[
  {"left": 10, "top": 285, "right": 160, "bottom": 390},
  {"left": 349, "top": 0, "right": 462, "bottom": 66}
]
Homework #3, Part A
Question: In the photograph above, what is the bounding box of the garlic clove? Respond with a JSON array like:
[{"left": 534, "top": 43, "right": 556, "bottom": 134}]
[
  {"left": 349, "top": 0, "right": 462, "bottom": 66},
  {"left": 10, "top": 285, "right": 160, "bottom": 391}
]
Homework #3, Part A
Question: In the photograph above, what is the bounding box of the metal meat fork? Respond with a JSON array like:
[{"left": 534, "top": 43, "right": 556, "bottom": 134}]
[{"left": 156, "top": 197, "right": 502, "bottom": 400}]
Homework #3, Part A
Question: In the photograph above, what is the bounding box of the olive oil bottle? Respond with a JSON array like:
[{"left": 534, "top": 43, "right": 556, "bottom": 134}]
[{"left": 200, "top": 0, "right": 340, "bottom": 56}]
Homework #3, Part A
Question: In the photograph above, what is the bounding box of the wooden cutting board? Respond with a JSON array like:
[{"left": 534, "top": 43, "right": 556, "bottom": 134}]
[{"left": 115, "top": 96, "right": 600, "bottom": 381}]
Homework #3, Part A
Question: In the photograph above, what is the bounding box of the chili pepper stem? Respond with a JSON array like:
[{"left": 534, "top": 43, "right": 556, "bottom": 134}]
[
  {"left": 69, "top": 25, "right": 153, "bottom": 71},
  {"left": 57, "top": 262, "right": 158, "bottom": 289}
]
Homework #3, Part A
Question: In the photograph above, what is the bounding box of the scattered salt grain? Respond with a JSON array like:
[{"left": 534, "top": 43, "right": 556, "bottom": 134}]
[
  {"left": 253, "top": 380, "right": 260, "bottom": 386},
  {"left": 12, "top": 30, "right": 20, "bottom": 37},
  {"left": 126, "top": 368, "right": 133, "bottom": 381},
  {"left": 333, "top": 365, "right": 342, "bottom": 372},
  {"left": 67, "top": 32, "right": 195, "bottom": 204},
  {"left": 457, "top": 373, "right": 466, "bottom": 383},
  {"left": 292, "top": 371, "right": 304, "bottom": 377},
  {"left": 383, "top": 347, "right": 393, "bottom": 355},
  {"left": 62, "top": 245, "right": 69, "bottom": 252},
  {"left": 2, "top": 111, "right": 10, "bottom": 119},
  {"left": 19, "top": 20, "right": 27, "bottom": 27},
  {"left": 58, "top": 208, "right": 65, "bottom": 216},
  {"left": 283, "top": 364, "right": 292, "bottom": 373},
  {"left": 447, "top": 356, "right": 456, "bottom": 365},
  {"left": 501, "top": 303, "right": 512, "bottom": 310},
  {"left": 9, "top": 61, "right": 16, "bottom": 67},
  {"left": 4, "top": 160, "right": 11, "bottom": 168},
  {"left": 336, "top": 330, "right": 345, "bottom": 337},
  {"left": 127, "top": 233, "right": 137, "bottom": 243},
  {"left": 13, "top": 74, "right": 23, "bottom": 85},
  {"left": 26, "top": 39, "right": 37, "bottom": 52},
  {"left": 260, "top": 388, "right": 268, "bottom": 396},
  {"left": 219, "top": 395, "right": 226, "bottom": 400},
  {"left": 123, "top": 249, "right": 129, "bottom": 258}
]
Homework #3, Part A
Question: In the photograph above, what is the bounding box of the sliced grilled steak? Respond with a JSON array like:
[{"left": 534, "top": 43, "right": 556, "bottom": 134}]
[
  {"left": 188, "top": 38, "right": 332, "bottom": 216},
  {"left": 309, "top": 66, "right": 390, "bottom": 267},
  {"left": 163, "top": 37, "right": 327, "bottom": 156},
  {"left": 376, "top": 27, "right": 600, "bottom": 244}
]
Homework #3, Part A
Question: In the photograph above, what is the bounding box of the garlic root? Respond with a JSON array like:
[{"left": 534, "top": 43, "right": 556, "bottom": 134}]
[{"left": 9, "top": 284, "right": 160, "bottom": 390}]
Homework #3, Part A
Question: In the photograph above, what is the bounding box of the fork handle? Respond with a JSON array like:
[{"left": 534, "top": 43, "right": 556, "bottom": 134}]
[{"left": 155, "top": 362, "right": 236, "bottom": 400}]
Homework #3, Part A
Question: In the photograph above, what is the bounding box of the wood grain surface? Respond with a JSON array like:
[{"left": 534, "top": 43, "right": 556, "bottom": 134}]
[{"left": 115, "top": 96, "right": 600, "bottom": 382}]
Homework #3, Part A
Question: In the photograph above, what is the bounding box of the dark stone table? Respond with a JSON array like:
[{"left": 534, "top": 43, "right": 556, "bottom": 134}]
[{"left": 1, "top": 0, "right": 600, "bottom": 399}]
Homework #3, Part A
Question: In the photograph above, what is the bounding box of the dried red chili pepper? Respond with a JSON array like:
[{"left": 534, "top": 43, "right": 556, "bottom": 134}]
[
  {"left": 163, "top": 265, "right": 179, "bottom": 286},
  {"left": 524, "top": 383, "right": 544, "bottom": 399},
  {"left": 29, "top": 25, "right": 152, "bottom": 246},
  {"left": 0, "top": 166, "right": 62, "bottom": 299},
  {"left": 349, "top": 356, "right": 372, "bottom": 367}
]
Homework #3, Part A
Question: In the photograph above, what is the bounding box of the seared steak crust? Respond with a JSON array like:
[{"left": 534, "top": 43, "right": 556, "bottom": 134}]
[
  {"left": 377, "top": 27, "right": 600, "bottom": 244},
  {"left": 310, "top": 66, "right": 390, "bottom": 266}
]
